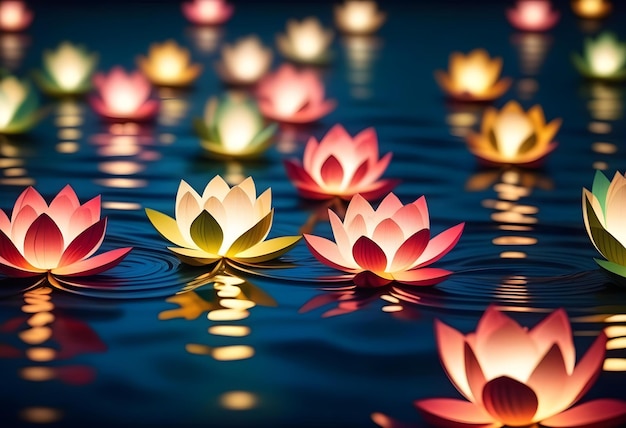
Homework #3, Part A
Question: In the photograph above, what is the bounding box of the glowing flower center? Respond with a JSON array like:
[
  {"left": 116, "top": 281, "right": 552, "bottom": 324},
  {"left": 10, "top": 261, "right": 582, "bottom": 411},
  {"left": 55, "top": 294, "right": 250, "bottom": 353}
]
[
  {"left": 291, "top": 29, "right": 326, "bottom": 59},
  {"left": 154, "top": 56, "right": 185, "bottom": 80},
  {"left": 48, "top": 48, "right": 90, "bottom": 89},
  {"left": 457, "top": 63, "right": 491, "bottom": 94},
  {"left": 519, "top": 1, "right": 551, "bottom": 24},
  {"left": 343, "top": 4, "right": 376, "bottom": 31},
  {"left": 0, "top": 2, "right": 24, "bottom": 28},
  {"left": 273, "top": 84, "right": 308, "bottom": 116},
  {"left": 217, "top": 105, "right": 258, "bottom": 153},
  {"left": 197, "top": 0, "right": 221, "bottom": 18},
  {"left": 493, "top": 111, "right": 534, "bottom": 159},
  {"left": 103, "top": 84, "right": 145, "bottom": 115},
  {"left": 589, "top": 43, "right": 624, "bottom": 76},
  {"left": 228, "top": 50, "right": 265, "bottom": 80},
  {"left": 0, "top": 77, "right": 26, "bottom": 128},
  {"left": 578, "top": 0, "right": 605, "bottom": 15}
]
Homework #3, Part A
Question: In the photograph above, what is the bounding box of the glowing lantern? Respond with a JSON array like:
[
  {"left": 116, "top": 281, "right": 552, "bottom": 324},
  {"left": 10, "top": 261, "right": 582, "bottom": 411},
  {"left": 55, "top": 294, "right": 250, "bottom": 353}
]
[
  {"left": 573, "top": 32, "right": 626, "bottom": 81},
  {"left": 334, "top": 0, "right": 386, "bottom": 35},
  {"left": 277, "top": 17, "right": 334, "bottom": 65},
  {"left": 572, "top": 0, "right": 612, "bottom": 19},
  {"left": 0, "top": 75, "right": 41, "bottom": 134},
  {"left": 0, "top": 1, "right": 32, "bottom": 32},
  {"left": 182, "top": 0, "right": 233, "bottom": 26},
  {"left": 215, "top": 36, "right": 273, "bottom": 85},
  {"left": 137, "top": 40, "right": 202, "bottom": 87},
  {"left": 435, "top": 49, "right": 512, "bottom": 102},
  {"left": 466, "top": 101, "right": 561, "bottom": 167},
  {"left": 507, "top": 0, "right": 560, "bottom": 32},
  {"left": 33, "top": 41, "right": 98, "bottom": 96}
]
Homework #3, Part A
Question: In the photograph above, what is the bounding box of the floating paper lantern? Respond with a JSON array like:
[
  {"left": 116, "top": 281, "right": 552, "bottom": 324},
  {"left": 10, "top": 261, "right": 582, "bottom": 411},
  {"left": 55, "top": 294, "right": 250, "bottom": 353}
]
[
  {"left": 194, "top": 94, "right": 277, "bottom": 159},
  {"left": 466, "top": 101, "right": 561, "bottom": 167},
  {"left": 182, "top": 0, "right": 233, "bottom": 26},
  {"left": 572, "top": 0, "right": 611, "bottom": 19},
  {"left": 0, "top": 0, "right": 32, "bottom": 32},
  {"left": 215, "top": 36, "right": 273, "bottom": 85},
  {"left": 573, "top": 32, "right": 626, "bottom": 81},
  {"left": 284, "top": 124, "right": 398, "bottom": 200},
  {"left": 146, "top": 176, "right": 301, "bottom": 267},
  {"left": 0, "top": 75, "right": 41, "bottom": 134},
  {"left": 277, "top": 17, "right": 334, "bottom": 65},
  {"left": 32, "top": 41, "right": 98, "bottom": 96},
  {"left": 137, "top": 40, "right": 202, "bottom": 87},
  {"left": 0, "top": 186, "right": 131, "bottom": 279},
  {"left": 304, "top": 193, "right": 464, "bottom": 287},
  {"left": 435, "top": 49, "right": 512, "bottom": 102},
  {"left": 90, "top": 67, "right": 159, "bottom": 121},
  {"left": 507, "top": 0, "right": 560, "bottom": 32},
  {"left": 256, "top": 64, "right": 336, "bottom": 123},
  {"left": 334, "top": 0, "right": 386, "bottom": 35}
]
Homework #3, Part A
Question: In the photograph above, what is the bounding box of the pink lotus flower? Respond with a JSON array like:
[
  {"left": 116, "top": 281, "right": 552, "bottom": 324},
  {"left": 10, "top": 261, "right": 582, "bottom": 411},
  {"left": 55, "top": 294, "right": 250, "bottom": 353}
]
[
  {"left": 256, "top": 64, "right": 336, "bottom": 124},
  {"left": 374, "top": 307, "right": 626, "bottom": 428},
  {"left": 182, "top": 0, "right": 233, "bottom": 26},
  {"left": 303, "top": 193, "right": 464, "bottom": 287},
  {"left": 507, "top": 0, "right": 560, "bottom": 32},
  {"left": 90, "top": 67, "right": 159, "bottom": 121},
  {"left": 0, "top": 185, "right": 131, "bottom": 278},
  {"left": 284, "top": 124, "right": 398, "bottom": 200},
  {"left": 0, "top": 1, "right": 33, "bottom": 32}
]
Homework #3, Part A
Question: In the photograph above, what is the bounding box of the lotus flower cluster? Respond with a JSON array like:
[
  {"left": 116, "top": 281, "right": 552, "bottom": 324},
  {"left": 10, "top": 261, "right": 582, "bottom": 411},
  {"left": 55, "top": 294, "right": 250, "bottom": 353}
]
[
  {"left": 0, "top": 0, "right": 32, "bottom": 32},
  {"left": 466, "top": 101, "right": 561, "bottom": 167},
  {"left": 571, "top": 0, "right": 612, "bottom": 19},
  {"left": 334, "top": 0, "right": 386, "bottom": 35},
  {"left": 381, "top": 307, "right": 626, "bottom": 428},
  {"left": 146, "top": 176, "right": 301, "bottom": 267},
  {"left": 0, "top": 75, "right": 41, "bottom": 134},
  {"left": 435, "top": 49, "right": 511, "bottom": 102},
  {"left": 277, "top": 17, "right": 334, "bottom": 65},
  {"left": 507, "top": 0, "right": 560, "bottom": 32},
  {"left": 256, "top": 64, "right": 336, "bottom": 123},
  {"left": 0, "top": 186, "right": 131, "bottom": 278},
  {"left": 215, "top": 36, "right": 273, "bottom": 85},
  {"left": 33, "top": 41, "right": 98, "bottom": 96},
  {"left": 284, "top": 124, "right": 398, "bottom": 200},
  {"left": 182, "top": 0, "right": 233, "bottom": 26},
  {"left": 137, "top": 40, "right": 202, "bottom": 87},
  {"left": 304, "top": 193, "right": 464, "bottom": 287},
  {"left": 573, "top": 32, "right": 626, "bottom": 81},
  {"left": 90, "top": 67, "right": 159, "bottom": 121},
  {"left": 194, "top": 94, "right": 277, "bottom": 159}
]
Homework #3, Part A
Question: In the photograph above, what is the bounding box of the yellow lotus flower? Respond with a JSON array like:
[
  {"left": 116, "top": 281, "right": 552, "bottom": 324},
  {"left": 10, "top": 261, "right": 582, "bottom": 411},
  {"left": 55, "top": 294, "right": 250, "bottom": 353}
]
[
  {"left": 146, "top": 176, "right": 301, "bottom": 267},
  {"left": 215, "top": 36, "right": 273, "bottom": 85},
  {"left": 0, "top": 75, "right": 42, "bottom": 134},
  {"left": 572, "top": 0, "right": 612, "bottom": 19},
  {"left": 466, "top": 101, "right": 561, "bottom": 167},
  {"left": 573, "top": 32, "right": 626, "bottom": 81},
  {"left": 33, "top": 41, "right": 98, "bottom": 96},
  {"left": 137, "top": 40, "right": 203, "bottom": 87},
  {"left": 334, "top": 0, "right": 386, "bottom": 35},
  {"left": 277, "top": 17, "right": 334, "bottom": 65},
  {"left": 435, "top": 49, "right": 511, "bottom": 102}
]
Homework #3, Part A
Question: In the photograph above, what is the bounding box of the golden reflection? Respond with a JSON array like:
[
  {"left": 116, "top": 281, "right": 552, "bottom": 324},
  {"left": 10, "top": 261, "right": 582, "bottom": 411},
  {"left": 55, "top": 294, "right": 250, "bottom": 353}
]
[
  {"left": 343, "top": 35, "right": 380, "bottom": 99},
  {"left": 572, "top": 313, "right": 626, "bottom": 372},
  {"left": 219, "top": 391, "right": 258, "bottom": 410},
  {"left": 157, "top": 89, "right": 189, "bottom": 127},
  {"left": 101, "top": 201, "right": 142, "bottom": 211},
  {"left": 587, "top": 82, "right": 623, "bottom": 121},
  {"left": 517, "top": 77, "right": 539, "bottom": 100},
  {"left": 592, "top": 141, "right": 618, "bottom": 154},
  {"left": 212, "top": 345, "right": 255, "bottom": 361},
  {"left": 54, "top": 100, "right": 85, "bottom": 156},
  {"left": 209, "top": 326, "right": 250, "bottom": 337},
  {"left": 0, "top": 33, "right": 28, "bottom": 71},
  {"left": 445, "top": 103, "right": 485, "bottom": 138},
  {"left": 511, "top": 33, "right": 551, "bottom": 77},
  {"left": 0, "top": 135, "right": 34, "bottom": 186},
  {"left": 588, "top": 121, "right": 611, "bottom": 134},
  {"left": 186, "top": 26, "right": 223, "bottom": 54},
  {"left": 20, "top": 407, "right": 63, "bottom": 424},
  {"left": 20, "top": 367, "right": 56, "bottom": 382}
]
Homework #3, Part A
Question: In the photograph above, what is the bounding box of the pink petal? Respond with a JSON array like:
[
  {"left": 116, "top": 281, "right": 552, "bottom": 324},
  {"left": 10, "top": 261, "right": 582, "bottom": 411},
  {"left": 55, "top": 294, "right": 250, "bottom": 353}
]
[
  {"left": 11, "top": 187, "right": 47, "bottom": 223},
  {"left": 415, "top": 398, "right": 495, "bottom": 427},
  {"left": 0, "top": 209, "right": 9, "bottom": 235},
  {"left": 354, "top": 127, "right": 379, "bottom": 158},
  {"left": 435, "top": 320, "right": 474, "bottom": 401},
  {"left": 303, "top": 234, "right": 357, "bottom": 272},
  {"left": 464, "top": 343, "right": 488, "bottom": 407},
  {"left": 345, "top": 194, "right": 374, "bottom": 225},
  {"left": 23, "top": 214, "right": 64, "bottom": 269},
  {"left": 11, "top": 205, "right": 38, "bottom": 251},
  {"left": 371, "top": 412, "right": 416, "bottom": 428},
  {"left": 320, "top": 155, "right": 344, "bottom": 189},
  {"left": 347, "top": 214, "right": 368, "bottom": 242},
  {"left": 372, "top": 218, "right": 404, "bottom": 261},
  {"left": 354, "top": 180, "right": 401, "bottom": 202},
  {"left": 284, "top": 160, "right": 317, "bottom": 188},
  {"left": 347, "top": 159, "right": 370, "bottom": 189},
  {"left": 412, "top": 223, "right": 464, "bottom": 269},
  {"left": 375, "top": 193, "right": 404, "bottom": 223},
  {"left": 567, "top": 332, "right": 608, "bottom": 405},
  {"left": 0, "top": 229, "right": 36, "bottom": 271},
  {"left": 328, "top": 209, "right": 355, "bottom": 265},
  {"left": 392, "top": 268, "right": 451, "bottom": 285},
  {"left": 526, "top": 344, "right": 570, "bottom": 421},
  {"left": 131, "top": 99, "right": 159, "bottom": 121},
  {"left": 390, "top": 229, "right": 430, "bottom": 272},
  {"left": 290, "top": 99, "right": 336, "bottom": 124},
  {"left": 59, "top": 218, "right": 107, "bottom": 267},
  {"left": 302, "top": 136, "right": 321, "bottom": 171},
  {"left": 352, "top": 236, "right": 387, "bottom": 273},
  {"left": 320, "top": 124, "right": 351, "bottom": 148},
  {"left": 391, "top": 202, "right": 426, "bottom": 236},
  {"left": 530, "top": 308, "right": 575, "bottom": 374},
  {"left": 0, "top": 257, "right": 42, "bottom": 277},
  {"left": 52, "top": 247, "right": 132, "bottom": 277},
  {"left": 353, "top": 271, "right": 391, "bottom": 287},
  {"left": 68, "top": 196, "right": 101, "bottom": 242},
  {"left": 48, "top": 185, "right": 80, "bottom": 223},
  {"left": 361, "top": 152, "right": 393, "bottom": 185},
  {"left": 482, "top": 376, "right": 538, "bottom": 426},
  {"left": 542, "top": 399, "right": 626, "bottom": 428}
]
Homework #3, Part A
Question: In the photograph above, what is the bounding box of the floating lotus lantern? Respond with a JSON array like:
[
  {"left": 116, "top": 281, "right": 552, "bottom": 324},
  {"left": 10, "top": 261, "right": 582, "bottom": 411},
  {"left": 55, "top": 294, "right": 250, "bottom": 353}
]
[
  {"left": 0, "top": 75, "right": 41, "bottom": 134},
  {"left": 277, "top": 17, "right": 334, "bottom": 65},
  {"left": 377, "top": 307, "right": 626, "bottom": 428},
  {"left": 0, "top": 186, "right": 132, "bottom": 279},
  {"left": 0, "top": 0, "right": 32, "bottom": 32},
  {"left": 90, "top": 67, "right": 159, "bottom": 121},
  {"left": 146, "top": 176, "right": 301, "bottom": 267},
  {"left": 284, "top": 124, "right": 398, "bottom": 200},
  {"left": 137, "top": 40, "right": 202, "bottom": 87},
  {"left": 466, "top": 101, "right": 561, "bottom": 167},
  {"left": 304, "top": 193, "right": 464, "bottom": 287},
  {"left": 194, "top": 94, "right": 277, "bottom": 159},
  {"left": 256, "top": 64, "right": 336, "bottom": 123},
  {"left": 573, "top": 32, "right": 626, "bottom": 81},
  {"left": 572, "top": 0, "right": 612, "bottom": 19},
  {"left": 507, "top": 0, "right": 560, "bottom": 32},
  {"left": 334, "top": 0, "right": 386, "bottom": 35},
  {"left": 435, "top": 49, "right": 512, "bottom": 102},
  {"left": 215, "top": 36, "right": 273, "bottom": 86},
  {"left": 33, "top": 41, "right": 98, "bottom": 96},
  {"left": 182, "top": 0, "right": 233, "bottom": 26}
]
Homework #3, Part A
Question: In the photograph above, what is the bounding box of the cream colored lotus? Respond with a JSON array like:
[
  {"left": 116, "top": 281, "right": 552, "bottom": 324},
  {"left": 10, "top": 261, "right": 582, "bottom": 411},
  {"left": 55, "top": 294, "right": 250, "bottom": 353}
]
[
  {"left": 137, "top": 40, "right": 202, "bottom": 87},
  {"left": 0, "top": 75, "right": 41, "bottom": 134},
  {"left": 277, "top": 17, "right": 334, "bottom": 64},
  {"left": 34, "top": 41, "right": 98, "bottom": 96},
  {"left": 334, "top": 0, "right": 386, "bottom": 35},
  {"left": 215, "top": 36, "right": 273, "bottom": 85},
  {"left": 573, "top": 32, "right": 626, "bottom": 81}
]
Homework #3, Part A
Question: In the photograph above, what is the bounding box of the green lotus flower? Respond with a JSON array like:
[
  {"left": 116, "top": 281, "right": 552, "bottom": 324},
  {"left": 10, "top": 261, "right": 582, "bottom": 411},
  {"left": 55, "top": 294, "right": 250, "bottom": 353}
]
[
  {"left": 194, "top": 94, "right": 277, "bottom": 159},
  {"left": 573, "top": 32, "right": 626, "bottom": 81},
  {"left": 33, "top": 41, "right": 98, "bottom": 96},
  {"left": 0, "top": 75, "right": 43, "bottom": 134}
]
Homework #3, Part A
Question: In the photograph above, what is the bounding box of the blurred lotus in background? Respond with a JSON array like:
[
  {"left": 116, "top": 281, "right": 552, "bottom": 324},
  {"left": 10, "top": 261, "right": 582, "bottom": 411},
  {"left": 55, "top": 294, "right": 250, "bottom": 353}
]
[
  {"left": 507, "top": 0, "right": 560, "bottom": 32},
  {"left": 277, "top": 17, "right": 334, "bottom": 64},
  {"left": 334, "top": 0, "right": 386, "bottom": 35},
  {"left": 182, "top": 0, "right": 233, "bottom": 26},
  {"left": 571, "top": 0, "right": 612, "bottom": 19},
  {"left": 0, "top": 75, "right": 42, "bottom": 134},
  {"left": 0, "top": 0, "right": 32, "bottom": 32},
  {"left": 33, "top": 41, "right": 98, "bottom": 96},
  {"left": 215, "top": 36, "right": 273, "bottom": 85},
  {"left": 573, "top": 32, "right": 626, "bottom": 81},
  {"left": 137, "top": 40, "right": 202, "bottom": 87}
]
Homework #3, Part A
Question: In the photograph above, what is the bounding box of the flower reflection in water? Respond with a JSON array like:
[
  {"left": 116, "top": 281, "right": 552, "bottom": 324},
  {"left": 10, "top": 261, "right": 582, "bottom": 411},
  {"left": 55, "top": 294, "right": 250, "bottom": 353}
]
[
  {"left": 342, "top": 35, "right": 381, "bottom": 100},
  {"left": 186, "top": 26, "right": 223, "bottom": 55},
  {"left": 510, "top": 33, "right": 552, "bottom": 99},
  {"left": 0, "top": 135, "right": 34, "bottom": 187},
  {"left": 54, "top": 99, "right": 84, "bottom": 155},
  {"left": 0, "top": 32, "right": 28, "bottom": 71},
  {"left": 572, "top": 312, "right": 626, "bottom": 373}
]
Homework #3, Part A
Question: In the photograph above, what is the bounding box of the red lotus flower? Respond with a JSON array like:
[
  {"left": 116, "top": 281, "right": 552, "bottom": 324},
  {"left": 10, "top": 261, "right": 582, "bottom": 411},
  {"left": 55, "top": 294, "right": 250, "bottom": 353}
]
[
  {"left": 182, "top": 0, "right": 233, "bottom": 26},
  {"left": 0, "top": 0, "right": 32, "bottom": 32},
  {"left": 507, "top": 0, "right": 560, "bottom": 32},
  {"left": 0, "top": 185, "right": 131, "bottom": 278},
  {"left": 256, "top": 64, "right": 336, "bottom": 124},
  {"left": 284, "top": 124, "right": 398, "bottom": 200}
]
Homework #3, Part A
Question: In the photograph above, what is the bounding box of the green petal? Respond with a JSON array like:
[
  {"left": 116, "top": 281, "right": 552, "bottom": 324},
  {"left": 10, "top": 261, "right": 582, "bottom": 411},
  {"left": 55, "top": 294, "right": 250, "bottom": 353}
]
[
  {"left": 592, "top": 170, "right": 611, "bottom": 213},
  {"left": 585, "top": 197, "right": 626, "bottom": 264},
  {"left": 572, "top": 52, "right": 590, "bottom": 76},
  {"left": 193, "top": 117, "right": 212, "bottom": 140},
  {"left": 233, "top": 236, "right": 302, "bottom": 263},
  {"left": 226, "top": 210, "right": 274, "bottom": 257},
  {"left": 595, "top": 258, "right": 626, "bottom": 280},
  {"left": 248, "top": 122, "right": 278, "bottom": 149},
  {"left": 145, "top": 208, "right": 189, "bottom": 248},
  {"left": 190, "top": 210, "right": 223, "bottom": 254}
]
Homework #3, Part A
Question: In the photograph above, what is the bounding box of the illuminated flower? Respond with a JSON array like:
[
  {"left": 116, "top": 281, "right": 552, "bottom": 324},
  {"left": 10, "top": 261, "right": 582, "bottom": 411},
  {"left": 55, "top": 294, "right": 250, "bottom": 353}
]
[
  {"left": 304, "top": 193, "right": 464, "bottom": 287},
  {"left": 0, "top": 0, "right": 32, "bottom": 32},
  {"left": 435, "top": 49, "right": 512, "bottom": 102},
  {"left": 466, "top": 101, "right": 561, "bottom": 167},
  {"left": 215, "top": 36, "right": 273, "bottom": 85},
  {"left": 572, "top": 0, "right": 612, "bottom": 19},
  {"left": 0, "top": 185, "right": 131, "bottom": 278},
  {"left": 137, "top": 40, "right": 202, "bottom": 87},
  {"left": 146, "top": 176, "right": 301, "bottom": 267},
  {"left": 573, "top": 32, "right": 626, "bottom": 81},
  {"left": 0, "top": 75, "right": 41, "bottom": 134},
  {"left": 276, "top": 17, "right": 334, "bottom": 65},
  {"left": 507, "top": 0, "right": 560, "bottom": 32},
  {"left": 182, "top": 0, "right": 233, "bottom": 26},
  {"left": 334, "top": 0, "right": 386, "bottom": 35},
  {"left": 90, "top": 67, "right": 159, "bottom": 121},
  {"left": 406, "top": 307, "right": 626, "bottom": 428},
  {"left": 256, "top": 64, "right": 336, "bottom": 123},
  {"left": 33, "top": 41, "right": 98, "bottom": 96},
  {"left": 194, "top": 94, "right": 277, "bottom": 159},
  {"left": 284, "top": 124, "right": 398, "bottom": 200}
]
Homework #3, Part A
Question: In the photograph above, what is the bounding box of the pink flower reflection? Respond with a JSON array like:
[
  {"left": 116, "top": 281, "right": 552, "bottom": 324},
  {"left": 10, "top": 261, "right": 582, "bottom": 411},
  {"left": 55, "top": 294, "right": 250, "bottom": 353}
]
[
  {"left": 182, "top": 0, "right": 233, "bottom": 26},
  {"left": 507, "top": 0, "right": 560, "bottom": 32}
]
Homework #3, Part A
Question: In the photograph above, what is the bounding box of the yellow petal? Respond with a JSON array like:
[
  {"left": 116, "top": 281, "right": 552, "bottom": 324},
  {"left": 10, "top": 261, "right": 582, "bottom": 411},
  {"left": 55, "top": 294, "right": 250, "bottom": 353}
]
[
  {"left": 233, "top": 236, "right": 302, "bottom": 263},
  {"left": 168, "top": 246, "right": 221, "bottom": 266},
  {"left": 145, "top": 208, "right": 189, "bottom": 248},
  {"left": 226, "top": 210, "right": 274, "bottom": 257}
]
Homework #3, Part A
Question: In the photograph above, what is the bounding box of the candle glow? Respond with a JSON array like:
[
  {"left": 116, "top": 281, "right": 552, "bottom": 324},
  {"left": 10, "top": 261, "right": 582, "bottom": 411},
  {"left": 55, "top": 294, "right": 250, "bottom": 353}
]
[
  {"left": 215, "top": 36, "right": 273, "bottom": 85},
  {"left": 33, "top": 42, "right": 98, "bottom": 96},
  {"left": 334, "top": 0, "right": 386, "bottom": 35},
  {"left": 507, "top": 0, "right": 560, "bottom": 32},
  {"left": 573, "top": 32, "right": 626, "bottom": 81},
  {"left": 277, "top": 17, "right": 333, "bottom": 64},
  {"left": 137, "top": 40, "right": 202, "bottom": 87}
]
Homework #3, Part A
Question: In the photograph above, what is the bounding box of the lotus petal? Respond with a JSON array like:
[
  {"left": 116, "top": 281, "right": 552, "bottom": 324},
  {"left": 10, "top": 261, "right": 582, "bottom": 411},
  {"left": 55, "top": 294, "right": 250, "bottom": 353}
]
[
  {"left": 23, "top": 214, "right": 64, "bottom": 270},
  {"left": 0, "top": 229, "right": 36, "bottom": 271},
  {"left": 226, "top": 210, "right": 274, "bottom": 256},
  {"left": 303, "top": 234, "right": 357, "bottom": 271},
  {"left": 415, "top": 398, "right": 495, "bottom": 427},
  {"left": 58, "top": 218, "right": 107, "bottom": 267},
  {"left": 189, "top": 210, "right": 223, "bottom": 255},
  {"left": 435, "top": 320, "right": 474, "bottom": 401},
  {"left": 391, "top": 268, "right": 451, "bottom": 286},
  {"left": 145, "top": 208, "right": 190, "bottom": 248},
  {"left": 412, "top": 223, "right": 464, "bottom": 269},
  {"left": 234, "top": 236, "right": 301, "bottom": 263},
  {"left": 52, "top": 247, "right": 131, "bottom": 276},
  {"left": 482, "top": 376, "right": 538, "bottom": 426},
  {"left": 541, "top": 399, "right": 626, "bottom": 428},
  {"left": 352, "top": 236, "right": 388, "bottom": 273},
  {"left": 526, "top": 344, "right": 570, "bottom": 421},
  {"left": 389, "top": 229, "right": 430, "bottom": 272},
  {"left": 529, "top": 308, "right": 575, "bottom": 373}
]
